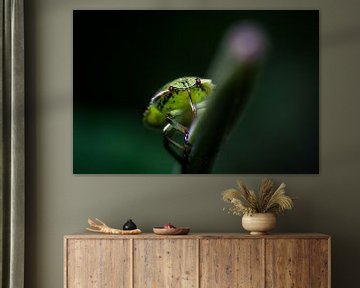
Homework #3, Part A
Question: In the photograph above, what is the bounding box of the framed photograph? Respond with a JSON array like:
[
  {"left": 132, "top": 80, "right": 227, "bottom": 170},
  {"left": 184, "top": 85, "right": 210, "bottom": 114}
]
[{"left": 73, "top": 10, "right": 319, "bottom": 174}]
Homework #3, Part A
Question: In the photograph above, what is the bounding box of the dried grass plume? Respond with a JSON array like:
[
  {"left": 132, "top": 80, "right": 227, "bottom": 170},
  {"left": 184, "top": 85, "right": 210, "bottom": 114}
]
[{"left": 222, "top": 179, "right": 294, "bottom": 216}]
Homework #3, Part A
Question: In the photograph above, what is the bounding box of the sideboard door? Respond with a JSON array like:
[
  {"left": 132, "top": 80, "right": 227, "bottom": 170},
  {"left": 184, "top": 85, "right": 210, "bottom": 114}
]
[
  {"left": 265, "top": 238, "right": 329, "bottom": 288},
  {"left": 64, "top": 234, "right": 330, "bottom": 288},
  {"left": 200, "top": 239, "right": 264, "bottom": 288},
  {"left": 309, "top": 239, "right": 330, "bottom": 288},
  {"left": 66, "top": 239, "right": 131, "bottom": 288},
  {"left": 133, "top": 239, "right": 198, "bottom": 288}
]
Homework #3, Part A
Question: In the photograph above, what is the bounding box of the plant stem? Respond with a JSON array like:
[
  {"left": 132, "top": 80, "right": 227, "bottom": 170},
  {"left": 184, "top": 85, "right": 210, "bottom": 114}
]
[{"left": 182, "top": 23, "right": 267, "bottom": 173}]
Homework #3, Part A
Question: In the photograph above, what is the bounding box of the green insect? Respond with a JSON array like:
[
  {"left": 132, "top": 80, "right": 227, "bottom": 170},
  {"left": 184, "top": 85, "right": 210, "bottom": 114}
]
[{"left": 143, "top": 76, "right": 215, "bottom": 163}]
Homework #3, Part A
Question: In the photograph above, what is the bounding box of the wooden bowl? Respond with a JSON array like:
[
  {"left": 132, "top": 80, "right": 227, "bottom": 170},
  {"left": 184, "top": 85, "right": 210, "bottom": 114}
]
[{"left": 153, "top": 227, "right": 190, "bottom": 235}]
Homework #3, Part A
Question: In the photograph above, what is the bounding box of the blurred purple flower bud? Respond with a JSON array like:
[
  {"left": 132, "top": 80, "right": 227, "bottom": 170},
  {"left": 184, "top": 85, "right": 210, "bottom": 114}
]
[{"left": 227, "top": 22, "right": 267, "bottom": 63}]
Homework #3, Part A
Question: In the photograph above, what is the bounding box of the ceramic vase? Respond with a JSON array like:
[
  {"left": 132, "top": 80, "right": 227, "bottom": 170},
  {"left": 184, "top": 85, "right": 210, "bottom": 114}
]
[{"left": 242, "top": 213, "right": 276, "bottom": 235}]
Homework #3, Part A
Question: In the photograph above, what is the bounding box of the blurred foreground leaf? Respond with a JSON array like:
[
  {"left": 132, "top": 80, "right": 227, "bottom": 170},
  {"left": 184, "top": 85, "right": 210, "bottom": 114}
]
[{"left": 183, "top": 23, "right": 267, "bottom": 173}]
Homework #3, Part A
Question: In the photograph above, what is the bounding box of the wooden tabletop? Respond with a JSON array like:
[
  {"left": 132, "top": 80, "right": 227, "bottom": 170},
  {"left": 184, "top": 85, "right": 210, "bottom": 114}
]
[{"left": 65, "top": 232, "right": 330, "bottom": 240}]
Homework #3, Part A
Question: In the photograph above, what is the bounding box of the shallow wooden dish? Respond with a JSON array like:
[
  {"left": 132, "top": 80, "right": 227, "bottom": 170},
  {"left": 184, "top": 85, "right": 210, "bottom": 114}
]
[{"left": 153, "top": 227, "right": 190, "bottom": 235}]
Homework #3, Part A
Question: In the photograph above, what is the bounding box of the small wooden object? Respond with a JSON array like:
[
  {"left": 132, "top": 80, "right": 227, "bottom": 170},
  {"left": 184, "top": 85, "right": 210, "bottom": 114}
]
[{"left": 153, "top": 227, "right": 190, "bottom": 235}]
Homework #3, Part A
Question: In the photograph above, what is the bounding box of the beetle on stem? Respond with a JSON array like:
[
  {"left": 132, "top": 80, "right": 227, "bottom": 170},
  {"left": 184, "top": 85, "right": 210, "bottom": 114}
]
[{"left": 143, "top": 77, "right": 215, "bottom": 164}]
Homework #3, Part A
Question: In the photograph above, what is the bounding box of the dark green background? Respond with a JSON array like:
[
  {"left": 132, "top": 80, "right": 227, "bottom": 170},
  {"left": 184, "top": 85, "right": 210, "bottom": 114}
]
[{"left": 73, "top": 10, "right": 319, "bottom": 174}]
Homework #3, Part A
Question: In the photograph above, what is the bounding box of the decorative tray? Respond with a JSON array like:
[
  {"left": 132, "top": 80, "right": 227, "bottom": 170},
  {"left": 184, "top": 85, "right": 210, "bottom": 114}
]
[{"left": 153, "top": 227, "right": 190, "bottom": 235}]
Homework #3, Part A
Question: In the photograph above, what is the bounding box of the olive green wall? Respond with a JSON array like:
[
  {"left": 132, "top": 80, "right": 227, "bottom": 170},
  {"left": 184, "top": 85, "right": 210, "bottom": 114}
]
[{"left": 25, "top": 0, "right": 360, "bottom": 287}]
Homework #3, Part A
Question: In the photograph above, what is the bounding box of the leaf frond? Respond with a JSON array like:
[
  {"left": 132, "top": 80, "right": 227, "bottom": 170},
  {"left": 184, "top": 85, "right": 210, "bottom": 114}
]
[{"left": 222, "top": 180, "right": 295, "bottom": 216}]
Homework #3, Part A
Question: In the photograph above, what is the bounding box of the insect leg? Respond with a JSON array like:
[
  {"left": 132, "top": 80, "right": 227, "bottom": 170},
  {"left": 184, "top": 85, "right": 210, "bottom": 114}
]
[
  {"left": 163, "top": 139, "right": 185, "bottom": 164},
  {"left": 187, "top": 88, "right": 197, "bottom": 118},
  {"left": 162, "top": 123, "right": 190, "bottom": 164},
  {"left": 163, "top": 123, "right": 186, "bottom": 151},
  {"left": 165, "top": 116, "right": 192, "bottom": 148},
  {"left": 165, "top": 116, "right": 188, "bottom": 135}
]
